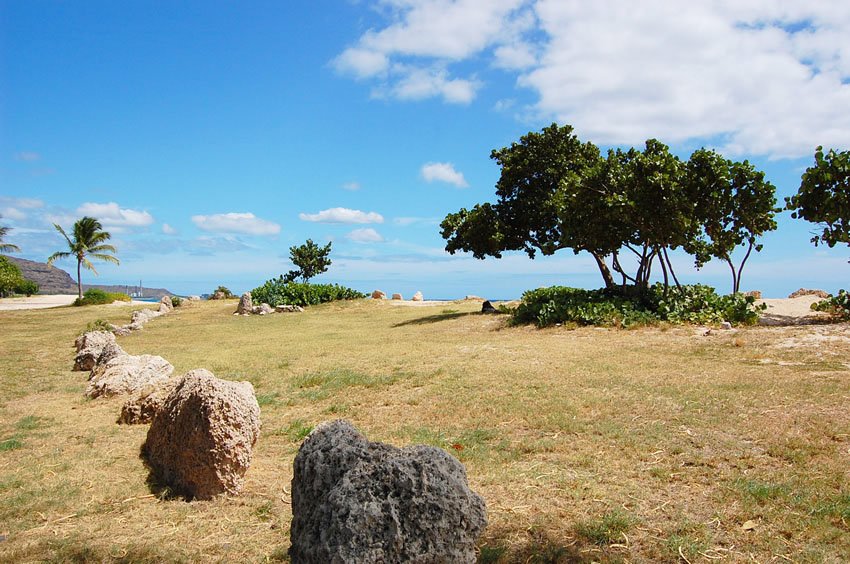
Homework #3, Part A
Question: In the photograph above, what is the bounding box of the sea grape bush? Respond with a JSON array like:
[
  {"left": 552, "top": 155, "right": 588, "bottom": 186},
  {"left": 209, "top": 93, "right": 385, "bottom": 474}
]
[
  {"left": 811, "top": 290, "right": 850, "bottom": 320},
  {"left": 74, "top": 288, "right": 131, "bottom": 306},
  {"left": 251, "top": 277, "right": 365, "bottom": 307},
  {"left": 513, "top": 284, "right": 763, "bottom": 328}
]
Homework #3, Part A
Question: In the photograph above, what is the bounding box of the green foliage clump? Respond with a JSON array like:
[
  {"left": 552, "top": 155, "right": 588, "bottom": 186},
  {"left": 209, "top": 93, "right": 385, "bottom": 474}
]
[
  {"left": 81, "top": 319, "right": 113, "bottom": 334},
  {"left": 211, "top": 285, "right": 235, "bottom": 299},
  {"left": 171, "top": 296, "right": 183, "bottom": 308},
  {"left": 251, "top": 277, "right": 365, "bottom": 307},
  {"left": 513, "top": 284, "right": 763, "bottom": 328},
  {"left": 15, "top": 279, "right": 39, "bottom": 296},
  {"left": 288, "top": 239, "right": 333, "bottom": 282},
  {"left": 0, "top": 256, "right": 24, "bottom": 297},
  {"left": 74, "top": 288, "right": 131, "bottom": 306},
  {"left": 811, "top": 290, "right": 850, "bottom": 320}
]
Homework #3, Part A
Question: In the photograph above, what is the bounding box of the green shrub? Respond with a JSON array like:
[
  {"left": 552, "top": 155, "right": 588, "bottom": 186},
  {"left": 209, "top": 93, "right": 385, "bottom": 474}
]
[
  {"left": 74, "top": 288, "right": 132, "bottom": 306},
  {"left": 14, "top": 278, "right": 39, "bottom": 296},
  {"left": 513, "top": 284, "right": 764, "bottom": 328},
  {"left": 171, "top": 296, "right": 183, "bottom": 308},
  {"left": 812, "top": 290, "right": 850, "bottom": 320},
  {"left": 0, "top": 256, "right": 24, "bottom": 297},
  {"left": 211, "top": 285, "right": 235, "bottom": 299},
  {"left": 81, "top": 319, "right": 113, "bottom": 335},
  {"left": 251, "top": 277, "right": 366, "bottom": 307}
]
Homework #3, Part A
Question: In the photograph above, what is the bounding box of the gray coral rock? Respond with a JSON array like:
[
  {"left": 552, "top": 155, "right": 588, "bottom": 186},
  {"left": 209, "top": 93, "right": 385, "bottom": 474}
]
[
  {"left": 236, "top": 292, "right": 253, "bottom": 315},
  {"left": 85, "top": 353, "right": 174, "bottom": 399},
  {"left": 142, "top": 369, "right": 260, "bottom": 500},
  {"left": 289, "top": 419, "right": 487, "bottom": 564},
  {"left": 73, "top": 331, "right": 117, "bottom": 371}
]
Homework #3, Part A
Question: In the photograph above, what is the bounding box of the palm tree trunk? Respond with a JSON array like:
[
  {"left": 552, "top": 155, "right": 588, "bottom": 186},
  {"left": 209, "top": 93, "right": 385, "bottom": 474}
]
[{"left": 77, "top": 259, "right": 82, "bottom": 300}]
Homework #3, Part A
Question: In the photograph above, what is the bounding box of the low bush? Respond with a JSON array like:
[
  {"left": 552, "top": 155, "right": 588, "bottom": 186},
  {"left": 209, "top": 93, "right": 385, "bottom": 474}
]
[
  {"left": 74, "top": 288, "right": 132, "bottom": 306},
  {"left": 251, "top": 277, "right": 365, "bottom": 307},
  {"left": 171, "top": 296, "right": 183, "bottom": 308},
  {"left": 812, "top": 290, "right": 850, "bottom": 320},
  {"left": 513, "top": 284, "right": 764, "bottom": 328},
  {"left": 15, "top": 279, "right": 39, "bottom": 296},
  {"left": 0, "top": 256, "right": 23, "bottom": 297}
]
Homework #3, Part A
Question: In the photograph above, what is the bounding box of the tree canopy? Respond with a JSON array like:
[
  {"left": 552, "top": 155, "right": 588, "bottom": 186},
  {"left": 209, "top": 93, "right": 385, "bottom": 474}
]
[
  {"left": 47, "top": 216, "right": 119, "bottom": 299},
  {"left": 441, "top": 124, "right": 778, "bottom": 294},
  {"left": 786, "top": 146, "right": 850, "bottom": 253},
  {"left": 287, "top": 239, "right": 332, "bottom": 283}
]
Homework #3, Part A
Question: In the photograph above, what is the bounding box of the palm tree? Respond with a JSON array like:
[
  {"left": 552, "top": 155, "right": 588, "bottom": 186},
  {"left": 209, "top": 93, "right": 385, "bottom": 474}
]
[
  {"left": 0, "top": 215, "right": 21, "bottom": 253},
  {"left": 47, "top": 216, "right": 119, "bottom": 299}
]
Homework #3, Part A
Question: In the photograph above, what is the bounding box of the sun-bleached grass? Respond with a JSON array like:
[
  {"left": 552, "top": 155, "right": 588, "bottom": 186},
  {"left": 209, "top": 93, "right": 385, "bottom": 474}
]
[{"left": 0, "top": 299, "right": 849, "bottom": 562}]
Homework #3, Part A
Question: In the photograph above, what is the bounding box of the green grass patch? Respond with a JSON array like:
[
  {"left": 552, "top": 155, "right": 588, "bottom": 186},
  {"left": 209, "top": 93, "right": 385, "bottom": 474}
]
[{"left": 574, "top": 510, "right": 635, "bottom": 546}]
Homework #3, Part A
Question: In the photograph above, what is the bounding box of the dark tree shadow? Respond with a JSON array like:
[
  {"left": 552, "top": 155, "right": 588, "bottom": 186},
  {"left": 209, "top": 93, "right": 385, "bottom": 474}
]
[{"left": 392, "top": 311, "right": 481, "bottom": 327}]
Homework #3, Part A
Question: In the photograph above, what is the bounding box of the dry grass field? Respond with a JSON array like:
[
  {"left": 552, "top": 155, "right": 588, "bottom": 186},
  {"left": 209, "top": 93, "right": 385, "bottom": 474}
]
[{"left": 1, "top": 299, "right": 849, "bottom": 562}]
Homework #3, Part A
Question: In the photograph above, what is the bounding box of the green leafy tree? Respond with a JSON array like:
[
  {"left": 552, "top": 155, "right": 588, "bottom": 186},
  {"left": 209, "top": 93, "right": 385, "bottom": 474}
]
[
  {"left": 47, "top": 216, "right": 119, "bottom": 299},
  {"left": 0, "top": 256, "right": 24, "bottom": 297},
  {"left": 786, "top": 146, "right": 850, "bottom": 253},
  {"left": 686, "top": 149, "right": 778, "bottom": 293},
  {"left": 289, "top": 239, "right": 332, "bottom": 282},
  {"left": 0, "top": 215, "right": 21, "bottom": 253},
  {"left": 441, "top": 124, "right": 777, "bottom": 295}
]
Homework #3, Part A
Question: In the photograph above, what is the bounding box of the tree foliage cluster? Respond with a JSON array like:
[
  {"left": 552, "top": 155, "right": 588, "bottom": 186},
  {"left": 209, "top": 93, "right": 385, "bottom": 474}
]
[
  {"left": 441, "top": 124, "right": 779, "bottom": 294},
  {"left": 74, "top": 288, "right": 131, "bottom": 306},
  {"left": 811, "top": 290, "right": 850, "bottom": 320},
  {"left": 250, "top": 279, "right": 365, "bottom": 307},
  {"left": 48, "top": 216, "right": 119, "bottom": 300},
  {"left": 283, "top": 239, "right": 332, "bottom": 283},
  {"left": 0, "top": 256, "right": 39, "bottom": 297},
  {"left": 512, "top": 284, "right": 763, "bottom": 328}
]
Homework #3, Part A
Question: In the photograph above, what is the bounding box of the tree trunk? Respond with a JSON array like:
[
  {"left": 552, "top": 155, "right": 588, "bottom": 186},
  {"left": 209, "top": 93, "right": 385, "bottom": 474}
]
[
  {"left": 76, "top": 259, "right": 82, "bottom": 300},
  {"left": 591, "top": 252, "right": 616, "bottom": 289}
]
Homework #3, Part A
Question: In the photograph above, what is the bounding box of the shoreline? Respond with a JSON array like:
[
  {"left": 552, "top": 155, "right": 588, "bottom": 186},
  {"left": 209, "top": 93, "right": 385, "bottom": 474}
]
[{"left": 0, "top": 294, "right": 154, "bottom": 311}]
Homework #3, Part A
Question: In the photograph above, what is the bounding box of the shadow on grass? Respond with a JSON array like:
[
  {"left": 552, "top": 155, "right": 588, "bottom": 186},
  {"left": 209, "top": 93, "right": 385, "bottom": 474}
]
[
  {"left": 139, "top": 443, "right": 188, "bottom": 501},
  {"left": 392, "top": 311, "right": 484, "bottom": 327}
]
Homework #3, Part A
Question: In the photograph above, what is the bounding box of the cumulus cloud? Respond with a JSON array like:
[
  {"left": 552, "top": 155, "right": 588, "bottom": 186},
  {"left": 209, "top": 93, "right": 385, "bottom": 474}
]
[
  {"left": 0, "top": 207, "right": 27, "bottom": 221},
  {"left": 334, "top": 0, "right": 850, "bottom": 158},
  {"left": 298, "top": 207, "right": 384, "bottom": 224},
  {"left": 162, "top": 223, "right": 177, "bottom": 235},
  {"left": 191, "top": 212, "right": 281, "bottom": 236},
  {"left": 342, "top": 181, "right": 362, "bottom": 191},
  {"left": 346, "top": 228, "right": 385, "bottom": 243},
  {"left": 77, "top": 202, "right": 154, "bottom": 228},
  {"left": 14, "top": 151, "right": 40, "bottom": 162},
  {"left": 0, "top": 196, "right": 44, "bottom": 209},
  {"left": 421, "top": 162, "right": 469, "bottom": 187},
  {"left": 333, "top": 0, "right": 530, "bottom": 104}
]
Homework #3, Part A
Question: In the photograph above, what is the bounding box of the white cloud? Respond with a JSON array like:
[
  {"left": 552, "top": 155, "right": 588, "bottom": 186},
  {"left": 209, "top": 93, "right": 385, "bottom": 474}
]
[
  {"left": 394, "top": 216, "right": 440, "bottom": 226},
  {"left": 0, "top": 196, "right": 44, "bottom": 209},
  {"left": 1, "top": 207, "right": 27, "bottom": 221},
  {"left": 14, "top": 151, "right": 40, "bottom": 162},
  {"left": 421, "top": 162, "right": 469, "bottom": 187},
  {"left": 334, "top": 0, "right": 850, "bottom": 158},
  {"left": 77, "top": 202, "right": 154, "bottom": 228},
  {"left": 162, "top": 223, "right": 177, "bottom": 235},
  {"left": 298, "top": 207, "right": 384, "bottom": 224},
  {"left": 342, "top": 181, "right": 362, "bottom": 191},
  {"left": 191, "top": 212, "right": 281, "bottom": 236},
  {"left": 382, "top": 66, "right": 479, "bottom": 104},
  {"left": 334, "top": 0, "right": 530, "bottom": 103},
  {"left": 346, "top": 227, "right": 385, "bottom": 243}
]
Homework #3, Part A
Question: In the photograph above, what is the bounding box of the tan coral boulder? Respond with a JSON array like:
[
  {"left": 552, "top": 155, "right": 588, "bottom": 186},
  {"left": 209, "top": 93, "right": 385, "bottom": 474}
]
[
  {"left": 85, "top": 354, "right": 174, "bottom": 399},
  {"left": 371, "top": 290, "right": 386, "bottom": 300},
  {"left": 141, "top": 369, "right": 261, "bottom": 500},
  {"left": 412, "top": 291, "right": 424, "bottom": 301},
  {"left": 118, "top": 378, "right": 180, "bottom": 425},
  {"left": 73, "top": 331, "right": 117, "bottom": 371},
  {"left": 158, "top": 295, "right": 173, "bottom": 313}
]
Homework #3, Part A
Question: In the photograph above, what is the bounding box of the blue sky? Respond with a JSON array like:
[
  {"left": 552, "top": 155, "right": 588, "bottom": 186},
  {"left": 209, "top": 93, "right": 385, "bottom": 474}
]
[{"left": 1, "top": 1, "right": 848, "bottom": 298}]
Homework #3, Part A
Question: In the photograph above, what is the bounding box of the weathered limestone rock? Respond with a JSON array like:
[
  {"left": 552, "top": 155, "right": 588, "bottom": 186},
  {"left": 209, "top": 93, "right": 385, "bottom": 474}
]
[
  {"left": 210, "top": 290, "right": 226, "bottom": 300},
  {"left": 743, "top": 290, "right": 762, "bottom": 300},
  {"left": 481, "top": 300, "right": 498, "bottom": 313},
  {"left": 412, "top": 291, "right": 424, "bottom": 302},
  {"left": 86, "top": 354, "right": 174, "bottom": 399},
  {"left": 788, "top": 288, "right": 831, "bottom": 299},
  {"left": 290, "top": 420, "right": 487, "bottom": 564},
  {"left": 391, "top": 293, "right": 403, "bottom": 300},
  {"left": 253, "top": 303, "right": 273, "bottom": 315},
  {"left": 96, "top": 341, "right": 126, "bottom": 366},
  {"left": 187, "top": 295, "right": 201, "bottom": 301},
  {"left": 236, "top": 292, "right": 253, "bottom": 315},
  {"left": 158, "top": 295, "right": 174, "bottom": 313},
  {"left": 371, "top": 290, "right": 386, "bottom": 300},
  {"left": 129, "top": 307, "right": 163, "bottom": 330},
  {"left": 142, "top": 369, "right": 260, "bottom": 500},
  {"left": 73, "top": 331, "right": 117, "bottom": 371},
  {"left": 275, "top": 304, "right": 304, "bottom": 313},
  {"left": 118, "top": 378, "right": 180, "bottom": 425}
]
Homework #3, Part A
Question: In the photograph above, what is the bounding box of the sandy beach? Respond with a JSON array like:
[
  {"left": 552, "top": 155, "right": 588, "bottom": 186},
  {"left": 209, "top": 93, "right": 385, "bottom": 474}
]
[{"left": 0, "top": 294, "right": 152, "bottom": 311}]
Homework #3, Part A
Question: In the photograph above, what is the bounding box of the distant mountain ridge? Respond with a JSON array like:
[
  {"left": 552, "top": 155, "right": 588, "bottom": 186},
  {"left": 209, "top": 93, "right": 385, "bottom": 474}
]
[{"left": 3, "top": 255, "right": 175, "bottom": 299}]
